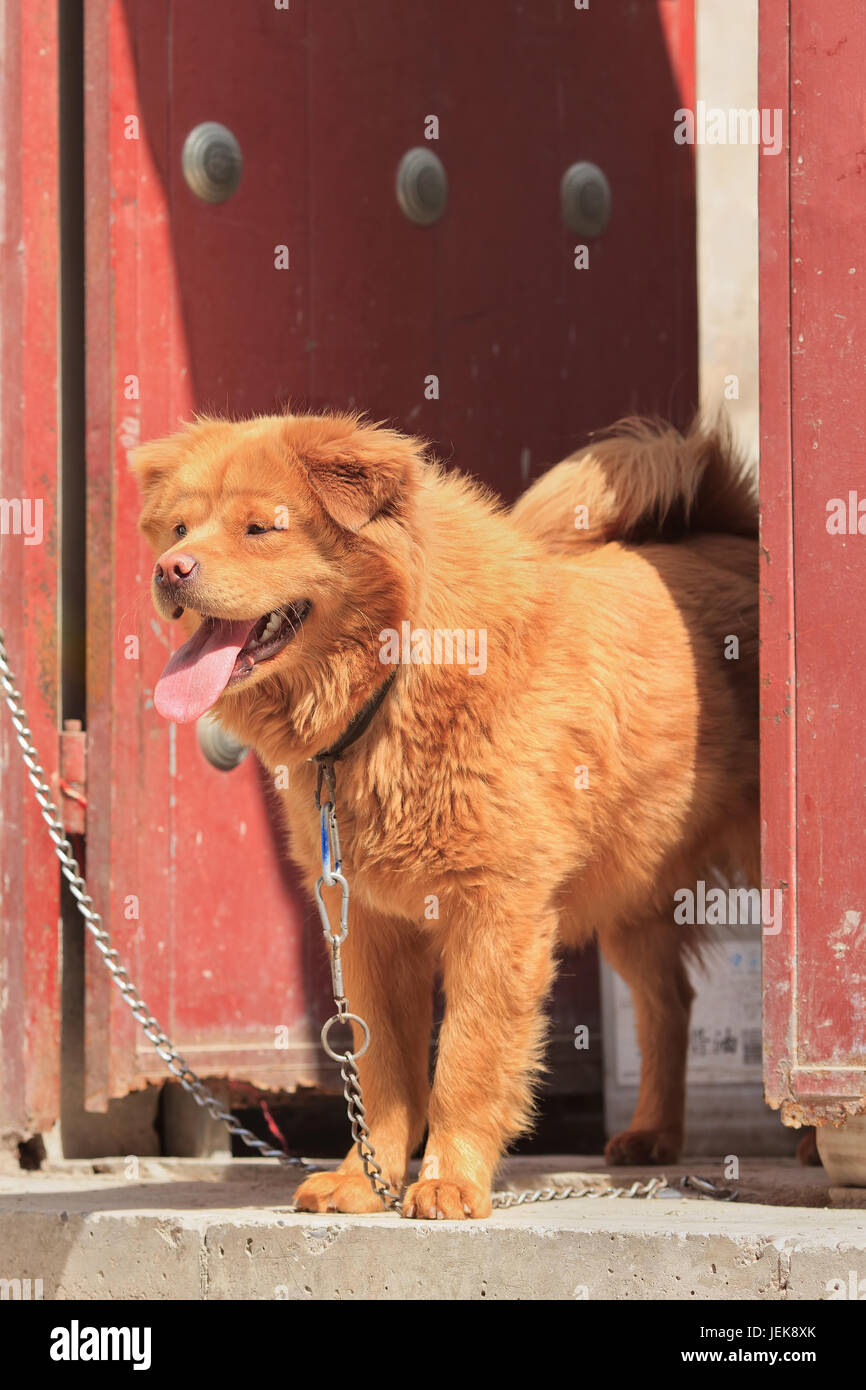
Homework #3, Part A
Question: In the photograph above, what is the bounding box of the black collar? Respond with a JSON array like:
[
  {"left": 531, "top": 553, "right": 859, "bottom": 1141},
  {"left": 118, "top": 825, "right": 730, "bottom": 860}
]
[{"left": 311, "top": 668, "right": 397, "bottom": 766}]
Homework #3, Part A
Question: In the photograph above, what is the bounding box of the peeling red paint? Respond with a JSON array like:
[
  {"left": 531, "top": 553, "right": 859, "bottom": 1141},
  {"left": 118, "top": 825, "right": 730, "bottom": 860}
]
[
  {"left": 0, "top": 0, "right": 62, "bottom": 1142},
  {"left": 761, "top": 0, "right": 866, "bottom": 1129}
]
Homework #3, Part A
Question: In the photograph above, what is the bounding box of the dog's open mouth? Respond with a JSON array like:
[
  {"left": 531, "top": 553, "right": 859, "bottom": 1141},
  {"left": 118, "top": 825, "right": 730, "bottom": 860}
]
[
  {"left": 154, "top": 600, "right": 311, "bottom": 724},
  {"left": 227, "top": 602, "right": 312, "bottom": 684}
]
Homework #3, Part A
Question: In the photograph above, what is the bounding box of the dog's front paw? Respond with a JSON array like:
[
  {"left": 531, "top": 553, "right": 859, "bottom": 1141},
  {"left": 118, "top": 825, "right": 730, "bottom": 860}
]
[
  {"left": 293, "top": 1171, "right": 390, "bottom": 1214},
  {"left": 605, "top": 1128, "right": 682, "bottom": 1165},
  {"left": 402, "top": 1177, "right": 491, "bottom": 1220}
]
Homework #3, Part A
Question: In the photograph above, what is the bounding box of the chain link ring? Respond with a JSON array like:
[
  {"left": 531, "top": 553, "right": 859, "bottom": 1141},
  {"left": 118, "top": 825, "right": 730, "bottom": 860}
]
[{"left": 320, "top": 1012, "right": 370, "bottom": 1062}]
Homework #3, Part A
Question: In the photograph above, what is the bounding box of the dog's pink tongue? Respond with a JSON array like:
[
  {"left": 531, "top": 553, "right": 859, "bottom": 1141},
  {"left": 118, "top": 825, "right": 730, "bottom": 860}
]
[{"left": 154, "top": 618, "right": 255, "bottom": 723}]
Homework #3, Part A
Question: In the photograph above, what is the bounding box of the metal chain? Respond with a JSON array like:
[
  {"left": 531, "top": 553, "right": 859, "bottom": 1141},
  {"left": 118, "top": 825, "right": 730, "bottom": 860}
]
[
  {"left": 341, "top": 1054, "right": 403, "bottom": 1210},
  {"left": 0, "top": 629, "right": 315, "bottom": 1174},
  {"left": 490, "top": 1174, "right": 740, "bottom": 1205},
  {"left": 314, "top": 767, "right": 404, "bottom": 1211},
  {"left": 1, "top": 627, "right": 737, "bottom": 1213},
  {"left": 492, "top": 1177, "right": 668, "bottom": 1207}
]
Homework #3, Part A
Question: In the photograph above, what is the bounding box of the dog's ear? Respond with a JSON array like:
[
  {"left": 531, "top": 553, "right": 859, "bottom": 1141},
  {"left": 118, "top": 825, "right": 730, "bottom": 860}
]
[
  {"left": 130, "top": 432, "right": 191, "bottom": 540},
  {"left": 130, "top": 434, "right": 186, "bottom": 494},
  {"left": 293, "top": 420, "right": 423, "bottom": 532}
]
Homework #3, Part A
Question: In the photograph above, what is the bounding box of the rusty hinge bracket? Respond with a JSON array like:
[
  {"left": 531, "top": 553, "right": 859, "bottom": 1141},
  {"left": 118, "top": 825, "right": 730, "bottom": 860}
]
[{"left": 59, "top": 718, "right": 87, "bottom": 833}]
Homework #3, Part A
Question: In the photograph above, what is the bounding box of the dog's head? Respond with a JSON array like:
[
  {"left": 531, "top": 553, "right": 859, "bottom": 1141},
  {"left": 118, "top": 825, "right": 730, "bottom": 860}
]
[{"left": 132, "top": 412, "right": 423, "bottom": 727}]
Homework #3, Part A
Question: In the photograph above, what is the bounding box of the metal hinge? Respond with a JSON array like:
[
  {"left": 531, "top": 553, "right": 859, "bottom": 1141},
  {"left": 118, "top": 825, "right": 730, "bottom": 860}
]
[{"left": 59, "top": 718, "right": 87, "bottom": 833}]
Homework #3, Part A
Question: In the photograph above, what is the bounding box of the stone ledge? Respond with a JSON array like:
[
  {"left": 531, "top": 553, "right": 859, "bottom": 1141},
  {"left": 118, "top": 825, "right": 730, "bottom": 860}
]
[{"left": 0, "top": 1157, "right": 864, "bottom": 1300}]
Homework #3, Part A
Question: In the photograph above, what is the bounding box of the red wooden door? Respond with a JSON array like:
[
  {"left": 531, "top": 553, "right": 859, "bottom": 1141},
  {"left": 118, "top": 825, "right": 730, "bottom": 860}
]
[
  {"left": 760, "top": 0, "right": 866, "bottom": 1126},
  {"left": 83, "top": 0, "right": 696, "bottom": 1115},
  {"left": 0, "top": 0, "right": 62, "bottom": 1147}
]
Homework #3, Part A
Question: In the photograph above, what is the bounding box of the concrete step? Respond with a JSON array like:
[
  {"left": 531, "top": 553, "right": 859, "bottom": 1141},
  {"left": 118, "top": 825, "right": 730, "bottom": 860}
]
[{"left": 1, "top": 1156, "right": 864, "bottom": 1300}]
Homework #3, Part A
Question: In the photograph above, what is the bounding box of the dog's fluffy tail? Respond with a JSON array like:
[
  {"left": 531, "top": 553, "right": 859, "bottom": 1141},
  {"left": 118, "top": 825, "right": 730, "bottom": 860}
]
[{"left": 510, "top": 416, "right": 757, "bottom": 551}]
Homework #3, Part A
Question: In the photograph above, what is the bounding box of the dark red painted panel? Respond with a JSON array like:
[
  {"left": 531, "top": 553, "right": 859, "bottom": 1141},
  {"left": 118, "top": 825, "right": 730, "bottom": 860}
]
[
  {"left": 304, "top": 0, "right": 696, "bottom": 494},
  {"left": 0, "top": 0, "right": 62, "bottom": 1138},
  {"left": 789, "top": 0, "right": 866, "bottom": 1083},
  {"left": 761, "top": 0, "right": 866, "bottom": 1123},
  {"left": 84, "top": 0, "right": 323, "bottom": 1107}
]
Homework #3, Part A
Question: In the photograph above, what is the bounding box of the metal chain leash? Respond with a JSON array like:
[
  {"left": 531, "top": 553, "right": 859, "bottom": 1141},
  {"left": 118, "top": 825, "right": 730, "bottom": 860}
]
[
  {"left": 492, "top": 1174, "right": 738, "bottom": 1207},
  {"left": 314, "top": 763, "right": 404, "bottom": 1210},
  {"left": 1, "top": 627, "right": 738, "bottom": 1213},
  {"left": 0, "top": 629, "right": 315, "bottom": 1174},
  {"left": 493, "top": 1178, "right": 667, "bottom": 1207}
]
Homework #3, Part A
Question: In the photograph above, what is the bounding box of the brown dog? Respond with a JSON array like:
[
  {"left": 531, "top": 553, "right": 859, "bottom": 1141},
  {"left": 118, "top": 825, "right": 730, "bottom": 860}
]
[{"left": 133, "top": 412, "right": 758, "bottom": 1218}]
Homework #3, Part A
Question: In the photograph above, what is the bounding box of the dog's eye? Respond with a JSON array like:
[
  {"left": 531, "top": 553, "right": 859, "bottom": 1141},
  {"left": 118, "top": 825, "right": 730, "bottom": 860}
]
[
  {"left": 246, "top": 522, "right": 269, "bottom": 535},
  {"left": 174, "top": 523, "right": 187, "bottom": 538}
]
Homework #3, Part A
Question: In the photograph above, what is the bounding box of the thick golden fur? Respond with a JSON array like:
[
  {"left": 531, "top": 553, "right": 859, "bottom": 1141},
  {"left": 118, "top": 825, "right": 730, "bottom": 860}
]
[{"left": 134, "top": 411, "right": 758, "bottom": 1219}]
